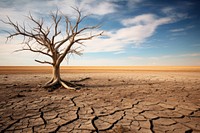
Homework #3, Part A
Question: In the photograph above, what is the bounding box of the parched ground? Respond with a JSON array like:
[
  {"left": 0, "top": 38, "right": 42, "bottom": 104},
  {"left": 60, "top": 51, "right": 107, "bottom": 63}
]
[{"left": 0, "top": 72, "right": 200, "bottom": 133}]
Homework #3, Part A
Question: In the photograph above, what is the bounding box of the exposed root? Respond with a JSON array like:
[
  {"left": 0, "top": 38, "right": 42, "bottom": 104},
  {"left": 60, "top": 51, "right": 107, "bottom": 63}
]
[
  {"left": 43, "top": 78, "right": 85, "bottom": 91},
  {"left": 43, "top": 79, "right": 59, "bottom": 88},
  {"left": 44, "top": 77, "right": 54, "bottom": 86},
  {"left": 61, "top": 79, "right": 85, "bottom": 90},
  {"left": 70, "top": 77, "right": 91, "bottom": 83},
  {"left": 60, "top": 80, "right": 76, "bottom": 90}
]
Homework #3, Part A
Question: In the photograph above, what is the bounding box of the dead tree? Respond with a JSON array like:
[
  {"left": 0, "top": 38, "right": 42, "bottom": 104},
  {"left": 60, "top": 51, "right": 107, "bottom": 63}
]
[{"left": 2, "top": 8, "right": 102, "bottom": 90}]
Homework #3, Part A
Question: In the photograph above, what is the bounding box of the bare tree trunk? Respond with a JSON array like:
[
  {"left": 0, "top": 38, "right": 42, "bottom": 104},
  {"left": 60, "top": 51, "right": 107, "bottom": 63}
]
[
  {"left": 53, "top": 64, "right": 60, "bottom": 81},
  {"left": 44, "top": 63, "right": 78, "bottom": 90},
  {"left": 44, "top": 63, "right": 61, "bottom": 88}
]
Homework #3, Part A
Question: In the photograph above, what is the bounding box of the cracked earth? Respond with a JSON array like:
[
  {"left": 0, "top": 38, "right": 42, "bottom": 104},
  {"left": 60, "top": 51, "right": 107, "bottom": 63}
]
[{"left": 0, "top": 72, "right": 200, "bottom": 133}]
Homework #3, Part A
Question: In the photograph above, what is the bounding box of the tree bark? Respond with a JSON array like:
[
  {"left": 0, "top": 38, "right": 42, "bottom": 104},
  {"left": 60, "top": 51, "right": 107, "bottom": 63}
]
[
  {"left": 44, "top": 63, "right": 78, "bottom": 90},
  {"left": 43, "top": 63, "right": 61, "bottom": 88},
  {"left": 53, "top": 64, "right": 60, "bottom": 81}
]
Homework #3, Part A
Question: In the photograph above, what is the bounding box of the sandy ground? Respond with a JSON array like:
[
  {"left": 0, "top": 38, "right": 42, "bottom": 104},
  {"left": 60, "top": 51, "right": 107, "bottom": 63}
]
[{"left": 0, "top": 69, "right": 200, "bottom": 132}]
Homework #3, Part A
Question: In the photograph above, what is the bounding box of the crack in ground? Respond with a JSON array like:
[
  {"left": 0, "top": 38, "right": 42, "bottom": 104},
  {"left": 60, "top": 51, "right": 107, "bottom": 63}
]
[
  {"left": 1, "top": 112, "right": 42, "bottom": 132},
  {"left": 46, "top": 95, "right": 81, "bottom": 132},
  {"left": 91, "top": 102, "right": 141, "bottom": 132},
  {"left": 1, "top": 89, "right": 199, "bottom": 133},
  {"left": 174, "top": 117, "right": 200, "bottom": 132},
  {"left": 40, "top": 111, "right": 47, "bottom": 127},
  {"left": 96, "top": 100, "right": 140, "bottom": 118},
  {"left": 0, "top": 119, "right": 20, "bottom": 133},
  {"left": 149, "top": 119, "right": 155, "bottom": 133},
  {"left": 89, "top": 100, "right": 142, "bottom": 132},
  {"left": 91, "top": 116, "right": 99, "bottom": 132},
  {"left": 32, "top": 126, "right": 34, "bottom": 132},
  {"left": 99, "top": 111, "right": 125, "bottom": 131},
  {"left": 70, "top": 95, "right": 80, "bottom": 106},
  {"left": 50, "top": 107, "right": 80, "bottom": 133}
]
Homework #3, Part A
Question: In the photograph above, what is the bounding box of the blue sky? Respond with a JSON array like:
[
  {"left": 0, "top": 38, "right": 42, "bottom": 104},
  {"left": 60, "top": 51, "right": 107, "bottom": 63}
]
[{"left": 0, "top": 0, "right": 200, "bottom": 66}]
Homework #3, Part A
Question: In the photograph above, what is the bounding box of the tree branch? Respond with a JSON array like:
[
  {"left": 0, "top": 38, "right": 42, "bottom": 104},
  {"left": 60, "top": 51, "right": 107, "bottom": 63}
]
[
  {"left": 75, "top": 31, "right": 103, "bottom": 43},
  {"left": 15, "top": 47, "right": 52, "bottom": 58},
  {"left": 35, "top": 59, "right": 53, "bottom": 65},
  {"left": 2, "top": 7, "right": 103, "bottom": 67},
  {"left": 51, "top": 10, "right": 62, "bottom": 45}
]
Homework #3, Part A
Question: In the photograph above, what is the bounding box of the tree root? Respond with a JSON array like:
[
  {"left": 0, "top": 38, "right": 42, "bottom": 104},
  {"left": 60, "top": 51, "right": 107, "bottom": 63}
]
[
  {"left": 44, "top": 77, "right": 54, "bottom": 86},
  {"left": 61, "top": 80, "right": 85, "bottom": 90},
  {"left": 60, "top": 81, "right": 76, "bottom": 90},
  {"left": 43, "top": 78, "right": 85, "bottom": 92},
  {"left": 43, "top": 79, "right": 59, "bottom": 88},
  {"left": 70, "top": 77, "right": 91, "bottom": 83}
]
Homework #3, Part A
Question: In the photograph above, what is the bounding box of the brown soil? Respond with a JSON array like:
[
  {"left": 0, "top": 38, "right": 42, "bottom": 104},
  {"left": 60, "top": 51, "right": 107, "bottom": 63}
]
[{"left": 0, "top": 67, "right": 200, "bottom": 132}]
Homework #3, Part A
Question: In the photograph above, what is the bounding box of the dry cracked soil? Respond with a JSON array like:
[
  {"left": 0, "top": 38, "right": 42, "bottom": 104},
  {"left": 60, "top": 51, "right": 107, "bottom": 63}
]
[{"left": 0, "top": 72, "right": 200, "bottom": 133}]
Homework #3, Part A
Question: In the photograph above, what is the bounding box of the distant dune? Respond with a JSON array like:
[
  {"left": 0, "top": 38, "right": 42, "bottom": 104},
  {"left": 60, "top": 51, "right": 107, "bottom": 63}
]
[{"left": 0, "top": 66, "right": 200, "bottom": 74}]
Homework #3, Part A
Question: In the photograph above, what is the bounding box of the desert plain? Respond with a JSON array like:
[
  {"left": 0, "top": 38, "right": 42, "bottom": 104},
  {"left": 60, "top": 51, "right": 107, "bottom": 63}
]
[{"left": 0, "top": 66, "right": 200, "bottom": 133}]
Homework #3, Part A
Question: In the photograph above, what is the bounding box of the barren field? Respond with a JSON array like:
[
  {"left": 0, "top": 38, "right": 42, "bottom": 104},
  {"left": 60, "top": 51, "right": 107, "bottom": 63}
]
[
  {"left": 1, "top": 66, "right": 200, "bottom": 74},
  {"left": 0, "top": 66, "right": 200, "bottom": 133}
]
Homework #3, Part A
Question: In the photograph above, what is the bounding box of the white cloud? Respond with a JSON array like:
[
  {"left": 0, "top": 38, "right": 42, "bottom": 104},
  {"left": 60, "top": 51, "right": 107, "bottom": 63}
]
[
  {"left": 170, "top": 25, "right": 194, "bottom": 32},
  {"left": 45, "top": 0, "right": 117, "bottom": 16},
  {"left": 0, "top": 0, "right": 117, "bottom": 25},
  {"left": 83, "top": 36, "right": 125, "bottom": 53},
  {"left": 115, "top": 14, "right": 172, "bottom": 45},
  {"left": 121, "top": 14, "right": 157, "bottom": 26},
  {"left": 80, "top": 13, "right": 172, "bottom": 53},
  {"left": 0, "top": 0, "right": 119, "bottom": 54},
  {"left": 0, "top": 44, "right": 52, "bottom": 66},
  {"left": 79, "top": 1, "right": 117, "bottom": 16}
]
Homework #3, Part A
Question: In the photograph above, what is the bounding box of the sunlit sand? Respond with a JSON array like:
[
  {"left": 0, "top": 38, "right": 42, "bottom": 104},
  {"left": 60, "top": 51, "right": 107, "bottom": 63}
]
[
  {"left": 1, "top": 66, "right": 200, "bottom": 74},
  {"left": 0, "top": 66, "right": 200, "bottom": 132}
]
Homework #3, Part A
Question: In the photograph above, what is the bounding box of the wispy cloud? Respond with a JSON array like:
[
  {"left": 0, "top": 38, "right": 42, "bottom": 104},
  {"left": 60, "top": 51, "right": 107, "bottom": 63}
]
[
  {"left": 128, "top": 53, "right": 200, "bottom": 66},
  {"left": 46, "top": 0, "right": 118, "bottom": 16},
  {"left": 180, "top": 53, "right": 200, "bottom": 57},
  {"left": 162, "top": 7, "right": 189, "bottom": 21},
  {"left": 122, "top": 14, "right": 158, "bottom": 26},
  {"left": 83, "top": 37, "right": 125, "bottom": 53},
  {"left": 0, "top": 0, "right": 117, "bottom": 22},
  {"left": 170, "top": 25, "right": 194, "bottom": 33},
  {"left": 82, "top": 13, "right": 172, "bottom": 53},
  {"left": 78, "top": 0, "right": 117, "bottom": 16},
  {"left": 116, "top": 14, "right": 172, "bottom": 45},
  {"left": 170, "top": 28, "right": 185, "bottom": 32},
  {"left": 72, "top": 9, "right": 190, "bottom": 53},
  {"left": 129, "top": 53, "right": 200, "bottom": 61},
  {"left": 0, "top": 44, "right": 53, "bottom": 65}
]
